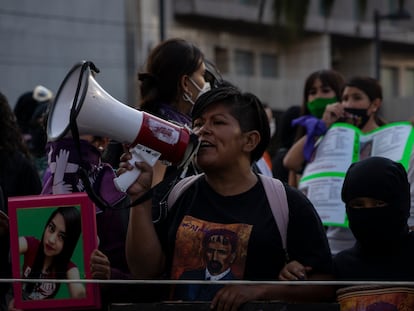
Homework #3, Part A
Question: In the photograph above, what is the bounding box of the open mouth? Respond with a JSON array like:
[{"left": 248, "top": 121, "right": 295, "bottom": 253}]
[{"left": 199, "top": 140, "right": 214, "bottom": 149}]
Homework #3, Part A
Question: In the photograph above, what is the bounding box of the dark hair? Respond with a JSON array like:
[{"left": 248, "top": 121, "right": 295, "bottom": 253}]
[
  {"left": 204, "top": 59, "right": 223, "bottom": 88},
  {"left": 345, "top": 76, "right": 382, "bottom": 101},
  {"left": 295, "top": 69, "right": 345, "bottom": 141},
  {"left": 202, "top": 229, "right": 238, "bottom": 254},
  {"left": 344, "top": 76, "right": 386, "bottom": 126},
  {"left": 26, "top": 206, "right": 81, "bottom": 297},
  {"left": 192, "top": 85, "right": 270, "bottom": 163},
  {"left": 138, "top": 38, "right": 205, "bottom": 115},
  {"left": 302, "top": 70, "right": 345, "bottom": 114},
  {"left": 0, "top": 92, "right": 31, "bottom": 159}
]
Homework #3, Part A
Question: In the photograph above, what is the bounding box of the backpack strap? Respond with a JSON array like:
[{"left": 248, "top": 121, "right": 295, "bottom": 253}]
[
  {"left": 258, "top": 174, "right": 289, "bottom": 252},
  {"left": 167, "top": 173, "right": 289, "bottom": 259},
  {"left": 167, "top": 173, "right": 204, "bottom": 209}
]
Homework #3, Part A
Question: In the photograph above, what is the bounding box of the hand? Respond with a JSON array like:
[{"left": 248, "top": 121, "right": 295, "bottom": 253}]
[
  {"left": 90, "top": 249, "right": 111, "bottom": 280},
  {"left": 278, "top": 260, "right": 312, "bottom": 281},
  {"left": 117, "top": 152, "right": 153, "bottom": 201},
  {"left": 211, "top": 285, "right": 264, "bottom": 311},
  {"left": 321, "top": 102, "right": 344, "bottom": 128}
]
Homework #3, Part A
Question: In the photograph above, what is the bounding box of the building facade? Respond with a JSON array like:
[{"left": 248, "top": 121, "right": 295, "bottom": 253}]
[{"left": 1, "top": 0, "right": 414, "bottom": 120}]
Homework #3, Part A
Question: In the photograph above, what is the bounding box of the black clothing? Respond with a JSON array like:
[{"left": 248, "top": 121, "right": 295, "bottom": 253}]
[
  {"left": 334, "top": 234, "right": 414, "bottom": 281},
  {"left": 272, "top": 147, "right": 289, "bottom": 182},
  {"left": 0, "top": 151, "right": 41, "bottom": 197},
  {"left": 159, "top": 175, "right": 332, "bottom": 292},
  {"left": 334, "top": 157, "right": 414, "bottom": 281}
]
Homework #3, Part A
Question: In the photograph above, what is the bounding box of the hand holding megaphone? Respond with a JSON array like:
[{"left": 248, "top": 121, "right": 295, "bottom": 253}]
[
  {"left": 47, "top": 61, "right": 199, "bottom": 194},
  {"left": 113, "top": 144, "right": 161, "bottom": 192}
]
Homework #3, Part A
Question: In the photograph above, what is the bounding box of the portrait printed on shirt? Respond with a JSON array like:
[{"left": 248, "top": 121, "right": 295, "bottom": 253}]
[{"left": 171, "top": 215, "right": 253, "bottom": 281}]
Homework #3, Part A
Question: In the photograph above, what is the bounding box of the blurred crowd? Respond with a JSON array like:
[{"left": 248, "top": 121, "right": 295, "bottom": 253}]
[{"left": 0, "top": 38, "right": 413, "bottom": 311}]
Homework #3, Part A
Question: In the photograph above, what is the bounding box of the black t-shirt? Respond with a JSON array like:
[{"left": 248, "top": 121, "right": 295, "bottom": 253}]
[
  {"left": 158, "top": 175, "right": 332, "bottom": 281},
  {"left": 333, "top": 233, "right": 414, "bottom": 281}
]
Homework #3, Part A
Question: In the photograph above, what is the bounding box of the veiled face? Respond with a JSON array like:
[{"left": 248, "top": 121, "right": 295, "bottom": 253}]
[{"left": 348, "top": 197, "right": 387, "bottom": 209}]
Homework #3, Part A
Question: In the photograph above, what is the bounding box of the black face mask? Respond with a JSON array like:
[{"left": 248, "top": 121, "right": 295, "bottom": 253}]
[
  {"left": 341, "top": 108, "right": 370, "bottom": 129},
  {"left": 347, "top": 205, "right": 408, "bottom": 250},
  {"left": 342, "top": 157, "right": 411, "bottom": 253}
]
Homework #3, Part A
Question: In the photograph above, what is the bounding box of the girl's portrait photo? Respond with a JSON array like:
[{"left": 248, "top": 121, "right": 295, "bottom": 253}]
[
  {"left": 19, "top": 206, "right": 85, "bottom": 301},
  {"left": 8, "top": 193, "right": 100, "bottom": 310}
]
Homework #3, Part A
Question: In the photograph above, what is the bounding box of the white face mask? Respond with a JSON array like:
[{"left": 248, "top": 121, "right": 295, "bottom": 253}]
[{"left": 184, "top": 77, "right": 211, "bottom": 105}]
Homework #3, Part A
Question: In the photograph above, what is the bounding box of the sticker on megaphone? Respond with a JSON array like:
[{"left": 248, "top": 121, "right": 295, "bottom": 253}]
[{"left": 113, "top": 144, "right": 161, "bottom": 193}]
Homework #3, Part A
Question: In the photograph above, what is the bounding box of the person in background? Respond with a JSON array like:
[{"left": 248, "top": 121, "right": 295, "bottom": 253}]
[
  {"left": 0, "top": 186, "right": 9, "bottom": 311},
  {"left": 334, "top": 157, "right": 414, "bottom": 310},
  {"left": 253, "top": 103, "right": 275, "bottom": 177},
  {"left": 14, "top": 86, "right": 53, "bottom": 179},
  {"left": 271, "top": 106, "right": 300, "bottom": 183},
  {"left": 334, "top": 156, "right": 414, "bottom": 280},
  {"left": 279, "top": 157, "right": 414, "bottom": 311},
  {"left": 0, "top": 91, "right": 41, "bottom": 197},
  {"left": 138, "top": 38, "right": 211, "bottom": 186},
  {"left": 0, "top": 91, "right": 42, "bottom": 311},
  {"left": 283, "top": 69, "right": 345, "bottom": 187},
  {"left": 284, "top": 76, "right": 386, "bottom": 255},
  {"left": 123, "top": 85, "right": 334, "bottom": 310}
]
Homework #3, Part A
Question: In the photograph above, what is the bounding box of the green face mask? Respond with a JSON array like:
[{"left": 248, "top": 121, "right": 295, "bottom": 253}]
[{"left": 306, "top": 97, "right": 338, "bottom": 118}]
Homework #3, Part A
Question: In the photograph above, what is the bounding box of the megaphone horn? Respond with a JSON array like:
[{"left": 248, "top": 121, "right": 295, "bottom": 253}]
[{"left": 47, "top": 61, "right": 198, "bottom": 192}]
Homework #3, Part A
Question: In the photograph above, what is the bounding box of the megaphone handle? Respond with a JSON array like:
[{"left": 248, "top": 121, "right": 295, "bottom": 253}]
[{"left": 113, "top": 144, "right": 161, "bottom": 193}]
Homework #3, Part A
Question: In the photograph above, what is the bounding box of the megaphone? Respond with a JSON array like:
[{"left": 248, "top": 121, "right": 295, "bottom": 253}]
[{"left": 47, "top": 61, "right": 198, "bottom": 192}]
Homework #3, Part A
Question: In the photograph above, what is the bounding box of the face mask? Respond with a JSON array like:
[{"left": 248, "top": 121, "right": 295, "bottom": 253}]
[
  {"left": 306, "top": 97, "right": 337, "bottom": 118},
  {"left": 347, "top": 205, "right": 408, "bottom": 251},
  {"left": 184, "top": 77, "right": 211, "bottom": 105},
  {"left": 342, "top": 108, "right": 370, "bottom": 129}
]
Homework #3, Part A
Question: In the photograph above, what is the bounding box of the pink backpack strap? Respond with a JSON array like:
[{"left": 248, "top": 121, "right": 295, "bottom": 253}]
[
  {"left": 258, "top": 174, "right": 289, "bottom": 251},
  {"left": 167, "top": 174, "right": 204, "bottom": 209}
]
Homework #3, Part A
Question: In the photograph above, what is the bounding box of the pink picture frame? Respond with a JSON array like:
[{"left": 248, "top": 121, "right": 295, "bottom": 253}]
[{"left": 8, "top": 193, "right": 100, "bottom": 310}]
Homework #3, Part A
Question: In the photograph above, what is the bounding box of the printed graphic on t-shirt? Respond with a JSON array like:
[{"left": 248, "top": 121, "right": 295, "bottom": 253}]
[{"left": 171, "top": 215, "right": 253, "bottom": 281}]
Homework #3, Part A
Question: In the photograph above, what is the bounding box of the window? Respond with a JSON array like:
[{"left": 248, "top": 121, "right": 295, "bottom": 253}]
[
  {"left": 352, "top": 0, "right": 364, "bottom": 21},
  {"left": 318, "top": 0, "right": 328, "bottom": 17},
  {"left": 214, "top": 47, "right": 229, "bottom": 74},
  {"left": 405, "top": 68, "right": 414, "bottom": 97},
  {"left": 260, "top": 53, "right": 279, "bottom": 78},
  {"left": 234, "top": 49, "right": 254, "bottom": 76},
  {"left": 381, "top": 66, "right": 399, "bottom": 98}
]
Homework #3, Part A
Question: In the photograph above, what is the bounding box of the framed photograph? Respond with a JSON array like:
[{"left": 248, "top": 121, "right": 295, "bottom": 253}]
[{"left": 8, "top": 193, "right": 100, "bottom": 310}]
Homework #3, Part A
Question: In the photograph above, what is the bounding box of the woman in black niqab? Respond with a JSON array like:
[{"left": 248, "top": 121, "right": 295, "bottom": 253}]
[{"left": 334, "top": 156, "right": 414, "bottom": 281}]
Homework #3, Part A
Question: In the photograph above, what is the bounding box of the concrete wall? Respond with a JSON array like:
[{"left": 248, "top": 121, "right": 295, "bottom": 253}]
[{"left": 0, "top": 0, "right": 128, "bottom": 108}]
